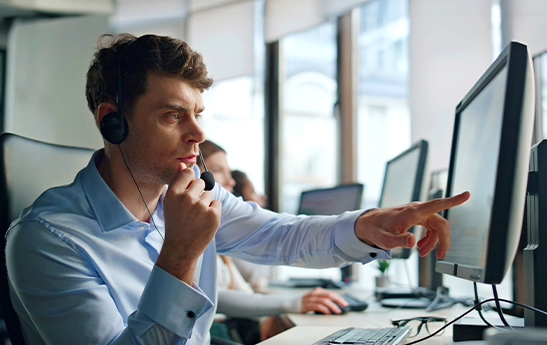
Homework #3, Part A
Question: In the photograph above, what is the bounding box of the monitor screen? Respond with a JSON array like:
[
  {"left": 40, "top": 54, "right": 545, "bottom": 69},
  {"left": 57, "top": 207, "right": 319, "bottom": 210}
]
[
  {"left": 297, "top": 183, "right": 364, "bottom": 216},
  {"left": 436, "top": 41, "right": 535, "bottom": 285},
  {"left": 378, "top": 140, "right": 428, "bottom": 259}
]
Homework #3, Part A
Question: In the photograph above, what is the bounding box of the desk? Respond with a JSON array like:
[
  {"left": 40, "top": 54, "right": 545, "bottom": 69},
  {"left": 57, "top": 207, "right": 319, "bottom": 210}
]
[{"left": 257, "top": 289, "right": 512, "bottom": 345}]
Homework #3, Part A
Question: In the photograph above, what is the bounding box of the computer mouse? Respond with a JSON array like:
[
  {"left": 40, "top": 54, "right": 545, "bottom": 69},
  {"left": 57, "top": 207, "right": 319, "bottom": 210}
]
[
  {"left": 314, "top": 304, "right": 349, "bottom": 315},
  {"left": 341, "top": 294, "right": 369, "bottom": 312}
]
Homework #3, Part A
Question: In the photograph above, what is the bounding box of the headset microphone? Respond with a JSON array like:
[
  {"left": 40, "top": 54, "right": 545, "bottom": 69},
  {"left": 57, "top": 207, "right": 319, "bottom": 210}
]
[{"left": 199, "top": 150, "right": 215, "bottom": 191}]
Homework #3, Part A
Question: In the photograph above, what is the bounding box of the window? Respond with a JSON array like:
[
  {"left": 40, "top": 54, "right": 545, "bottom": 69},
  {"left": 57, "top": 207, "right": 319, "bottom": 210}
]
[
  {"left": 356, "top": 0, "right": 413, "bottom": 289},
  {"left": 201, "top": 76, "right": 265, "bottom": 194},
  {"left": 278, "top": 22, "right": 339, "bottom": 214},
  {"left": 275, "top": 21, "right": 341, "bottom": 282},
  {"left": 199, "top": 0, "right": 266, "bottom": 194}
]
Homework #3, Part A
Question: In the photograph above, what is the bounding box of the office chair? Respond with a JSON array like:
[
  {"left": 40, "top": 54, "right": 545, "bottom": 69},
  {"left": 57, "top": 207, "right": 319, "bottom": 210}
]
[
  {"left": 0, "top": 133, "right": 244, "bottom": 345},
  {"left": 0, "top": 132, "right": 95, "bottom": 345}
]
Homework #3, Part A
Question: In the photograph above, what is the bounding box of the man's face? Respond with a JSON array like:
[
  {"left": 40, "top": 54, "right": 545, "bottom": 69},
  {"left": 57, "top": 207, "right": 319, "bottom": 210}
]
[{"left": 120, "top": 73, "right": 206, "bottom": 187}]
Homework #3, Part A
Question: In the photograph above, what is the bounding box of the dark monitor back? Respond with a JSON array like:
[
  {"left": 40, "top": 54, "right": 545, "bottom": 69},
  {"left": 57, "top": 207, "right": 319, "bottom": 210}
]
[
  {"left": 378, "top": 140, "right": 429, "bottom": 259},
  {"left": 523, "top": 49, "right": 547, "bottom": 327},
  {"left": 297, "top": 183, "right": 364, "bottom": 216},
  {"left": 524, "top": 140, "right": 547, "bottom": 326}
]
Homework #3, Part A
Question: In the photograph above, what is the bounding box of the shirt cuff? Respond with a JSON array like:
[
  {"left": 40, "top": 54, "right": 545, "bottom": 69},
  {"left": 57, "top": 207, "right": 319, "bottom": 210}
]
[
  {"left": 138, "top": 265, "right": 213, "bottom": 338},
  {"left": 284, "top": 294, "right": 303, "bottom": 314},
  {"left": 333, "top": 209, "right": 390, "bottom": 263}
]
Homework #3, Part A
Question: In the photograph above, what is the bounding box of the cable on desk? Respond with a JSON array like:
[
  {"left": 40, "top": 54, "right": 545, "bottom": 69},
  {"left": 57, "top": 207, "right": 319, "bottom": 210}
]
[
  {"left": 492, "top": 284, "right": 512, "bottom": 329},
  {"left": 426, "top": 286, "right": 474, "bottom": 312},
  {"left": 473, "top": 282, "right": 496, "bottom": 329}
]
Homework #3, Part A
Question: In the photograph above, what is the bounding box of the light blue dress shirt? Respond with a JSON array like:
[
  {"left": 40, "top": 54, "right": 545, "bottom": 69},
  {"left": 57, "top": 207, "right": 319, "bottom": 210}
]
[{"left": 5, "top": 150, "right": 389, "bottom": 345}]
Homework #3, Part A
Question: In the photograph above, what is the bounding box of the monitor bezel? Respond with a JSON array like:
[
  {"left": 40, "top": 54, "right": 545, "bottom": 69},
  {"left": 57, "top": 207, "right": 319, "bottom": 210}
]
[
  {"left": 378, "top": 139, "right": 429, "bottom": 259},
  {"left": 436, "top": 41, "right": 534, "bottom": 284},
  {"left": 297, "top": 183, "right": 364, "bottom": 216}
]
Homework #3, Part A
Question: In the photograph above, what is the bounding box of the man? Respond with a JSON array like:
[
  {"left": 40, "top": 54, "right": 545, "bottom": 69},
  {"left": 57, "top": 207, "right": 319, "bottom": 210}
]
[{"left": 5, "top": 33, "right": 469, "bottom": 344}]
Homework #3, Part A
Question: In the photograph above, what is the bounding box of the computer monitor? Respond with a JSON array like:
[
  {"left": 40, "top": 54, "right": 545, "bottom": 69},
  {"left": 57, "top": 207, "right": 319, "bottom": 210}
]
[
  {"left": 297, "top": 183, "right": 364, "bottom": 284},
  {"left": 297, "top": 183, "right": 364, "bottom": 216},
  {"left": 378, "top": 140, "right": 429, "bottom": 259},
  {"left": 419, "top": 169, "right": 448, "bottom": 292},
  {"left": 436, "top": 41, "right": 535, "bottom": 286}
]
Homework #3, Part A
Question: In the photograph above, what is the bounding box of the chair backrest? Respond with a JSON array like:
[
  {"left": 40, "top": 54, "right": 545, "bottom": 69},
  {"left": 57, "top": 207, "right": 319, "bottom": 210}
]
[{"left": 0, "top": 132, "right": 95, "bottom": 344}]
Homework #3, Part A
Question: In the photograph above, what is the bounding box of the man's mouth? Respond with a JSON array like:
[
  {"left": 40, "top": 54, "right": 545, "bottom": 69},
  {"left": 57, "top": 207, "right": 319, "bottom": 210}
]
[{"left": 179, "top": 156, "right": 197, "bottom": 165}]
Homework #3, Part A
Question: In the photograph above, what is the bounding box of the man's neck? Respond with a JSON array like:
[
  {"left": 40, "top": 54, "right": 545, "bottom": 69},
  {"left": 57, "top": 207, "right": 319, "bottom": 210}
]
[{"left": 97, "top": 151, "right": 164, "bottom": 223}]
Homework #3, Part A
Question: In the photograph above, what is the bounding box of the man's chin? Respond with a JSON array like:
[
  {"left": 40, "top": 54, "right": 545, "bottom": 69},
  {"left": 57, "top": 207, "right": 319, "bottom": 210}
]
[
  {"left": 168, "top": 163, "right": 196, "bottom": 183},
  {"left": 184, "top": 163, "right": 197, "bottom": 173},
  {"left": 176, "top": 162, "right": 196, "bottom": 171}
]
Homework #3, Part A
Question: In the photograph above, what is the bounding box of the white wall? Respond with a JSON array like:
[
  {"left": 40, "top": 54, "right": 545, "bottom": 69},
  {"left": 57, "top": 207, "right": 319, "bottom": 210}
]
[
  {"left": 409, "top": 0, "right": 494, "bottom": 171},
  {"left": 501, "top": 0, "right": 547, "bottom": 56},
  {"left": 5, "top": 15, "right": 109, "bottom": 149}
]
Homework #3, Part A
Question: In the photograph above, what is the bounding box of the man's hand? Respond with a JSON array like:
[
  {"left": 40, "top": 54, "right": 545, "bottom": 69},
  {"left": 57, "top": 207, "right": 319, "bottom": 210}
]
[
  {"left": 300, "top": 288, "right": 349, "bottom": 315},
  {"left": 355, "top": 191, "right": 470, "bottom": 259},
  {"left": 156, "top": 163, "right": 222, "bottom": 284}
]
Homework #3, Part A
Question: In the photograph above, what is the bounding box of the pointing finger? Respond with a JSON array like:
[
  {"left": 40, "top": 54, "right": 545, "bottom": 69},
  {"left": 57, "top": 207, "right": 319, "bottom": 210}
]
[{"left": 416, "top": 191, "right": 470, "bottom": 216}]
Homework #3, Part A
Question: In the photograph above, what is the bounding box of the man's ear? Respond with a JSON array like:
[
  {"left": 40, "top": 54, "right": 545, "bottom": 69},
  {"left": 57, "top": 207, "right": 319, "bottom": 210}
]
[{"left": 96, "top": 102, "right": 118, "bottom": 128}]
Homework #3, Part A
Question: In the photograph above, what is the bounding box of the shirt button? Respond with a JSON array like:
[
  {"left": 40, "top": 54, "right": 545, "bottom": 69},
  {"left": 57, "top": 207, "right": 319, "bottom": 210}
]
[
  {"left": 370, "top": 253, "right": 377, "bottom": 258},
  {"left": 187, "top": 310, "right": 196, "bottom": 318}
]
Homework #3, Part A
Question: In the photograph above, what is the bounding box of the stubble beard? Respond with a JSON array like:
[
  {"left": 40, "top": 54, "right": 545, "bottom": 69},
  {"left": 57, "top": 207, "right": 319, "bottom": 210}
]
[{"left": 121, "top": 138, "right": 176, "bottom": 190}]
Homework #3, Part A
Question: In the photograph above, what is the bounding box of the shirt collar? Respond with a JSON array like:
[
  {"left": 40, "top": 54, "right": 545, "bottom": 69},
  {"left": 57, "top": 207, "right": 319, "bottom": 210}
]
[
  {"left": 79, "top": 150, "right": 201, "bottom": 233},
  {"left": 79, "top": 150, "right": 136, "bottom": 232}
]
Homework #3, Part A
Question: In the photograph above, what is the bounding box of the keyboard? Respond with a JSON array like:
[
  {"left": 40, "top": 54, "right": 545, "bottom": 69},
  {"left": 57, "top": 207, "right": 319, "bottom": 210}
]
[{"left": 312, "top": 326, "right": 412, "bottom": 345}]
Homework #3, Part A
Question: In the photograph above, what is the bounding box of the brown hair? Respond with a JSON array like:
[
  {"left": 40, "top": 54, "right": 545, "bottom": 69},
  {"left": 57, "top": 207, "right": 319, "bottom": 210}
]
[
  {"left": 231, "top": 170, "right": 250, "bottom": 198},
  {"left": 85, "top": 33, "right": 214, "bottom": 120}
]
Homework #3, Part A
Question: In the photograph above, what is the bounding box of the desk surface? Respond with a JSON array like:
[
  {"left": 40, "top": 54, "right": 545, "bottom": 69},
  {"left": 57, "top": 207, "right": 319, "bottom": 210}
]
[{"left": 257, "top": 288, "right": 507, "bottom": 345}]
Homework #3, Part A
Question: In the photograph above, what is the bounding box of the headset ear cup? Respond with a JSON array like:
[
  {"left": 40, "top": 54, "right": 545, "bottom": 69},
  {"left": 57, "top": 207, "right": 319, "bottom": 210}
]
[{"left": 100, "top": 112, "right": 129, "bottom": 144}]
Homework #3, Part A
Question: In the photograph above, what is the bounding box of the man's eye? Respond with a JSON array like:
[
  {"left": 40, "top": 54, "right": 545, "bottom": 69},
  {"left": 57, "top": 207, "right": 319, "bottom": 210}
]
[{"left": 169, "top": 113, "right": 180, "bottom": 120}]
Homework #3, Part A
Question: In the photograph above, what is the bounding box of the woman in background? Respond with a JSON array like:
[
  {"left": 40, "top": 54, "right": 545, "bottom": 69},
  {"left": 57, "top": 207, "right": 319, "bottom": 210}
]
[
  {"left": 231, "top": 170, "right": 268, "bottom": 209},
  {"left": 230, "top": 169, "right": 272, "bottom": 293},
  {"left": 199, "top": 140, "right": 348, "bottom": 343}
]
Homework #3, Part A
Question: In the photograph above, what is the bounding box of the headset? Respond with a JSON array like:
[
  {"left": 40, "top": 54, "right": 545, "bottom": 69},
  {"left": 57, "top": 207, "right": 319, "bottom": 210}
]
[
  {"left": 99, "top": 38, "right": 137, "bottom": 145},
  {"left": 99, "top": 36, "right": 215, "bottom": 191}
]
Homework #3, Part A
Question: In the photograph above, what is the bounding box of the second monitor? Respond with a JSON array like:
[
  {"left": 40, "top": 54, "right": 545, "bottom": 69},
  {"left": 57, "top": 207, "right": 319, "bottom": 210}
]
[
  {"left": 297, "top": 183, "right": 364, "bottom": 216},
  {"left": 378, "top": 139, "right": 429, "bottom": 259}
]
